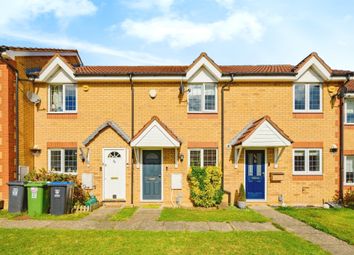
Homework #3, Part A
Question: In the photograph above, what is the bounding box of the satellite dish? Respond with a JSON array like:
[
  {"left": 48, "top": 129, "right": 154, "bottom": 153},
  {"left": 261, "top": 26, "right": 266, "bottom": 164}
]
[
  {"left": 337, "top": 86, "right": 348, "bottom": 99},
  {"left": 26, "top": 91, "right": 41, "bottom": 104},
  {"left": 179, "top": 81, "right": 184, "bottom": 94}
]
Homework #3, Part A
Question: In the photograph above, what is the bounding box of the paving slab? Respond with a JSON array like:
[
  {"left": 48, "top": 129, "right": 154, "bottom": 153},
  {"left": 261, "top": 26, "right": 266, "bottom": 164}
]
[
  {"left": 0, "top": 219, "right": 52, "bottom": 229},
  {"left": 81, "top": 207, "right": 120, "bottom": 221},
  {"left": 207, "top": 222, "right": 233, "bottom": 232},
  {"left": 230, "top": 222, "right": 279, "bottom": 231},
  {"left": 184, "top": 222, "right": 210, "bottom": 232},
  {"left": 138, "top": 221, "right": 165, "bottom": 231},
  {"left": 163, "top": 221, "right": 186, "bottom": 231}
]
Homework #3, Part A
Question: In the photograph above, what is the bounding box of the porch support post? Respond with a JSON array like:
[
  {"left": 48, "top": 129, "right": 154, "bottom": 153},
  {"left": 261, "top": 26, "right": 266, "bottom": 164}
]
[
  {"left": 134, "top": 148, "right": 140, "bottom": 169},
  {"left": 234, "top": 146, "right": 242, "bottom": 169},
  {"left": 174, "top": 148, "right": 178, "bottom": 168},
  {"left": 274, "top": 147, "right": 285, "bottom": 169}
]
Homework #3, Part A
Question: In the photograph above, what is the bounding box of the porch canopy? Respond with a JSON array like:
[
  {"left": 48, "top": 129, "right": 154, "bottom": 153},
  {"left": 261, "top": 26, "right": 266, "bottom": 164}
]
[
  {"left": 228, "top": 116, "right": 293, "bottom": 168},
  {"left": 131, "top": 116, "right": 181, "bottom": 168}
]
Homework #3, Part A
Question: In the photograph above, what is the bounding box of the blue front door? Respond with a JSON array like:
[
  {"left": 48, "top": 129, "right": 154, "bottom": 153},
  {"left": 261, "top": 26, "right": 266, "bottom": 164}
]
[
  {"left": 142, "top": 150, "right": 162, "bottom": 200},
  {"left": 245, "top": 150, "right": 265, "bottom": 200}
]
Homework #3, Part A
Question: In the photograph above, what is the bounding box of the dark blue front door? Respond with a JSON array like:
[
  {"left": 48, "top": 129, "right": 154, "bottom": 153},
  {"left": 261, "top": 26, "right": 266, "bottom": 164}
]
[
  {"left": 143, "top": 150, "right": 162, "bottom": 200},
  {"left": 245, "top": 150, "right": 265, "bottom": 200}
]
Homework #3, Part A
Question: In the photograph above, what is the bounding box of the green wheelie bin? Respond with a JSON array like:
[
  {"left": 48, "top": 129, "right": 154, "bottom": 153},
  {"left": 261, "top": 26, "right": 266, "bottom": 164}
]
[{"left": 25, "top": 182, "right": 50, "bottom": 216}]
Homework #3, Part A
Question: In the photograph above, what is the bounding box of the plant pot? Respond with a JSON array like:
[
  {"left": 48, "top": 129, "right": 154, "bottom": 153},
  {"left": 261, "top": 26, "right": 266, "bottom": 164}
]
[{"left": 237, "top": 201, "right": 246, "bottom": 209}]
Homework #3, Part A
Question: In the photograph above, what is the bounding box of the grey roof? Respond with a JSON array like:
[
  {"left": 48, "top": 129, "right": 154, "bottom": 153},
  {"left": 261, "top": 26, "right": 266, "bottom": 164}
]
[{"left": 83, "top": 121, "right": 130, "bottom": 146}]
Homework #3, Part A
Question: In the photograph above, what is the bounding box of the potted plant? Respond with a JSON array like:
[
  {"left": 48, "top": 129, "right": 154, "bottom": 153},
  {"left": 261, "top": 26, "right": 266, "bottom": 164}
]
[{"left": 237, "top": 183, "right": 246, "bottom": 209}]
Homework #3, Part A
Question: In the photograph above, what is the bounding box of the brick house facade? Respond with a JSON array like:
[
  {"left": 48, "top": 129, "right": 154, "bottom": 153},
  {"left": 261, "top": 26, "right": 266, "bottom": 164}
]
[{"left": 1, "top": 47, "right": 353, "bottom": 207}]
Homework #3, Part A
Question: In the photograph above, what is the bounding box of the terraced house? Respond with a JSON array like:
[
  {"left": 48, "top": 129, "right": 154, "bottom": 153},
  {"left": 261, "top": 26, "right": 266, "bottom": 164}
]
[{"left": 1, "top": 46, "right": 354, "bottom": 207}]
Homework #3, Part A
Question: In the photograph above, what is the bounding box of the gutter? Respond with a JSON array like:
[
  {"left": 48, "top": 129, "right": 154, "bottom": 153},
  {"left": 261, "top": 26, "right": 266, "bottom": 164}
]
[
  {"left": 129, "top": 73, "right": 135, "bottom": 205},
  {"left": 221, "top": 73, "right": 234, "bottom": 205}
]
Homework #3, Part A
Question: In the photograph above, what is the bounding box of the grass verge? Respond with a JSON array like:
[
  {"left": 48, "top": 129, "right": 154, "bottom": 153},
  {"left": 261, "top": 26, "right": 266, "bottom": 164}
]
[
  {"left": 0, "top": 210, "right": 88, "bottom": 221},
  {"left": 277, "top": 207, "right": 354, "bottom": 245},
  {"left": 159, "top": 207, "right": 269, "bottom": 222},
  {"left": 110, "top": 207, "right": 138, "bottom": 221},
  {"left": 0, "top": 228, "right": 328, "bottom": 255}
]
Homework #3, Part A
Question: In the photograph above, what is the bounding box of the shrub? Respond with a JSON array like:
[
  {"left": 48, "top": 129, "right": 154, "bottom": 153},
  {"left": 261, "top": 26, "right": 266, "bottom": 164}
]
[
  {"left": 24, "top": 168, "right": 89, "bottom": 206},
  {"left": 188, "top": 166, "right": 223, "bottom": 207},
  {"left": 238, "top": 183, "right": 246, "bottom": 202},
  {"left": 344, "top": 189, "right": 354, "bottom": 209}
]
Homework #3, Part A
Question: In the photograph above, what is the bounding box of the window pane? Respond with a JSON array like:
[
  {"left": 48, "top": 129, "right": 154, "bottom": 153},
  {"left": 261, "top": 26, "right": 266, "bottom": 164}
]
[
  {"left": 64, "top": 149, "right": 77, "bottom": 173},
  {"left": 65, "top": 85, "right": 76, "bottom": 111},
  {"left": 50, "top": 85, "right": 63, "bottom": 112},
  {"left": 188, "top": 85, "right": 202, "bottom": 112},
  {"left": 294, "top": 84, "right": 306, "bottom": 110},
  {"left": 346, "top": 100, "right": 354, "bottom": 124},
  {"left": 204, "top": 84, "right": 216, "bottom": 110},
  {"left": 190, "top": 150, "right": 201, "bottom": 167},
  {"left": 203, "top": 149, "right": 217, "bottom": 166},
  {"left": 345, "top": 156, "right": 354, "bottom": 184},
  {"left": 309, "top": 150, "right": 320, "bottom": 172},
  {"left": 50, "top": 150, "right": 62, "bottom": 172},
  {"left": 294, "top": 150, "right": 305, "bottom": 172},
  {"left": 309, "top": 85, "right": 320, "bottom": 110}
]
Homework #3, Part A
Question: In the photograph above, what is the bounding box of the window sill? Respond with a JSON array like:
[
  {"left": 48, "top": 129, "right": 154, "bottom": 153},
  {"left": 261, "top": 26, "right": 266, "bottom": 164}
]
[
  {"left": 187, "top": 113, "right": 218, "bottom": 119},
  {"left": 292, "top": 175, "right": 323, "bottom": 181},
  {"left": 344, "top": 124, "right": 354, "bottom": 129},
  {"left": 292, "top": 113, "right": 324, "bottom": 119},
  {"left": 47, "top": 113, "right": 78, "bottom": 119},
  {"left": 344, "top": 183, "right": 354, "bottom": 186}
]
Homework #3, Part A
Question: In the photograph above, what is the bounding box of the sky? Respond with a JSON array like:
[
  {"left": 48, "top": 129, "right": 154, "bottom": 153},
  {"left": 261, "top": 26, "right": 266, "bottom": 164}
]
[{"left": 0, "top": 0, "right": 354, "bottom": 70}]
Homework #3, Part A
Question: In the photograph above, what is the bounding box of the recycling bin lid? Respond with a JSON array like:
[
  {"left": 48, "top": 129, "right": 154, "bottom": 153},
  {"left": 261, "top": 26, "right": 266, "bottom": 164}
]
[
  {"left": 48, "top": 181, "right": 74, "bottom": 186},
  {"left": 7, "top": 181, "right": 27, "bottom": 186},
  {"left": 24, "top": 181, "right": 49, "bottom": 187}
]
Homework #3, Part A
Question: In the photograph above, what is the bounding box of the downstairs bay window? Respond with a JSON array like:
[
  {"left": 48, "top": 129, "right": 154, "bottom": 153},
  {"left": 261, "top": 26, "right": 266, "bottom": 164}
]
[
  {"left": 49, "top": 84, "right": 77, "bottom": 113},
  {"left": 188, "top": 149, "right": 218, "bottom": 167},
  {"left": 293, "top": 149, "right": 322, "bottom": 175},
  {"left": 345, "top": 156, "right": 354, "bottom": 185},
  {"left": 48, "top": 149, "right": 77, "bottom": 174}
]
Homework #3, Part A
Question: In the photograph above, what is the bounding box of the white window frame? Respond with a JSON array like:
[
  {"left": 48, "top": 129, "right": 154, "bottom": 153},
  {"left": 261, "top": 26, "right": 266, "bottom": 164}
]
[
  {"left": 344, "top": 98, "right": 354, "bottom": 125},
  {"left": 187, "top": 148, "right": 218, "bottom": 167},
  {"left": 292, "top": 148, "right": 322, "bottom": 175},
  {"left": 48, "top": 84, "right": 78, "bottom": 113},
  {"left": 187, "top": 83, "right": 217, "bottom": 113},
  {"left": 48, "top": 148, "right": 78, "bottom": 174},
  {"left": 344, "top": 156, "right": 354, "bottom": 186},
  {"left": 293, "top": 83, "right": 322, "bottom": 113}
]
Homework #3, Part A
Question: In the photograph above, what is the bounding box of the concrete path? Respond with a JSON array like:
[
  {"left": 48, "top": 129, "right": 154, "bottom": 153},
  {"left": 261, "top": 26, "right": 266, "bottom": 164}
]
[{"left": 252, "top": 206, "right": 354, "bottom": 255}]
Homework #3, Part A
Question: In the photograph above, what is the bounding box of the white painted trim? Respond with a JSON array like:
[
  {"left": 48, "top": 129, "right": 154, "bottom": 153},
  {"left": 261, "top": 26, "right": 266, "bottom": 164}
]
[
  {"left": 38, "top": 56, "right": 76, "bottom": 82},
  {"left": 292, "top": 148, "right": 323, "bottom": 176},
  {"left": 344, "top": 156, "right": 354, "bottom": 186},
  {"left": 131, "top": 120, "right": 180, "bottom": 147},
  {"left": 244, "top": 149, "right": 267, "bottom": 202},
  {"left": 140, "top": 149, "right": 164, "bottom": 202},
  {"left": 344, "top": 98, "right": 354, "bottom": 124},
  {"left": 186, "top": 56, "right": 222, "bottom": 80},
  {"left": 6, "top": 50, "right": 79, "bottom": 60},
  {"left": 295, "top": 56, "right": 331, "bottom": 81},
  {"left": 293, "top": 83, "right": 323, "bottom": 113},
  {"left": 175, "top": 148, "right": 178, "bottom": 168},
  {"left": 187, "top": 148, "right": 218, "bottom": 167},
  {"left": 187, "top": 83, "right": 218, "bottom": 113},
  {"left": 47, "top": 84, "right": 78, "bottom": 113},
  {"left": 102, "top": 148, "right": 127, "bottom": 200}
]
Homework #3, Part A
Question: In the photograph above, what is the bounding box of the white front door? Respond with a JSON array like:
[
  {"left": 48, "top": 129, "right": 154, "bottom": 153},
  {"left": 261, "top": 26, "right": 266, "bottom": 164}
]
[{"left": 103, "top": 148, "right": 126, "bottom": 200}]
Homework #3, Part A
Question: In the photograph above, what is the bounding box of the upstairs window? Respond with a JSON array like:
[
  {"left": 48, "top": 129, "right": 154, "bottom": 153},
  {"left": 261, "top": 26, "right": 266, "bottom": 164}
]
[
  {"left": 48, "top": 149, "right": 77, "bottom": 174},
  {"left": 294, "top": 84, "right": 322, "bottom": 112},
  {"left": 49, "top": 84, "right": 77, "bottom": 113},
  {"left": 293, "top": 149, "right": 322, "bottom": 175},
  {"left": 188, "top": 83, "right": 217, "bottom": 113},
  {"left": 188, "top": 149, "right": 218, "bottom": 167},
  {"left": 345, "top": 99, "right": 354, "bottom": 124}
]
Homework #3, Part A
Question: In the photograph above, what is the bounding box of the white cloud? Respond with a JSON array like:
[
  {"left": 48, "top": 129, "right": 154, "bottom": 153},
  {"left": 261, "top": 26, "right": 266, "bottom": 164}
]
[
  {"left": 0, "top": 0, "right": 97, "bottom": 26},
  {"left": 121, "top": 12, "right": 264, "bottom": 48},
  {"left": 124, "top": 0, "right": 174, "bottom": 13},
  {"left": 0, "top": 29, "right": 179, "bottom": 65},
  {"left": 215, "top": 0, "right": 236, "bottom": 9}
]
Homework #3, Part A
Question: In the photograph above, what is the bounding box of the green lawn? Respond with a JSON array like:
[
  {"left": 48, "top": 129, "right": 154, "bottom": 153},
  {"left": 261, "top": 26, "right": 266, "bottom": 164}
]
[
  {"left": 0, "top": 210, "right": 88, "bottom": 221},
  {"left": 0, "top": 228, "right": 328, "bottom": 255},
  {"left": 277, "top": 207, "right": 354, "bottom": 244},
  {"left": 110, "top": 206, "right": 138, "bottom": 221},
  {"left": 159, "top": 207, "right": 269, "bottom": 222}
]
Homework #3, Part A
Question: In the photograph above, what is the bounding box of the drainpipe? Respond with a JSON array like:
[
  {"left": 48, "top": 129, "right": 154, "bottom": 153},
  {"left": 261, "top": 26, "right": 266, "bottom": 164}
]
[
  {"left": 129, "top": 73, "right": 135, "bottom": 205},
  {"left": 0, "top": 50, "right": 20, "bottom": 181},
  {"left": 221, "top": 73, "right": 234, "bottom": 205},
  {"left": 339, "top": 73, "right": 352, "bottom": 203}
]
